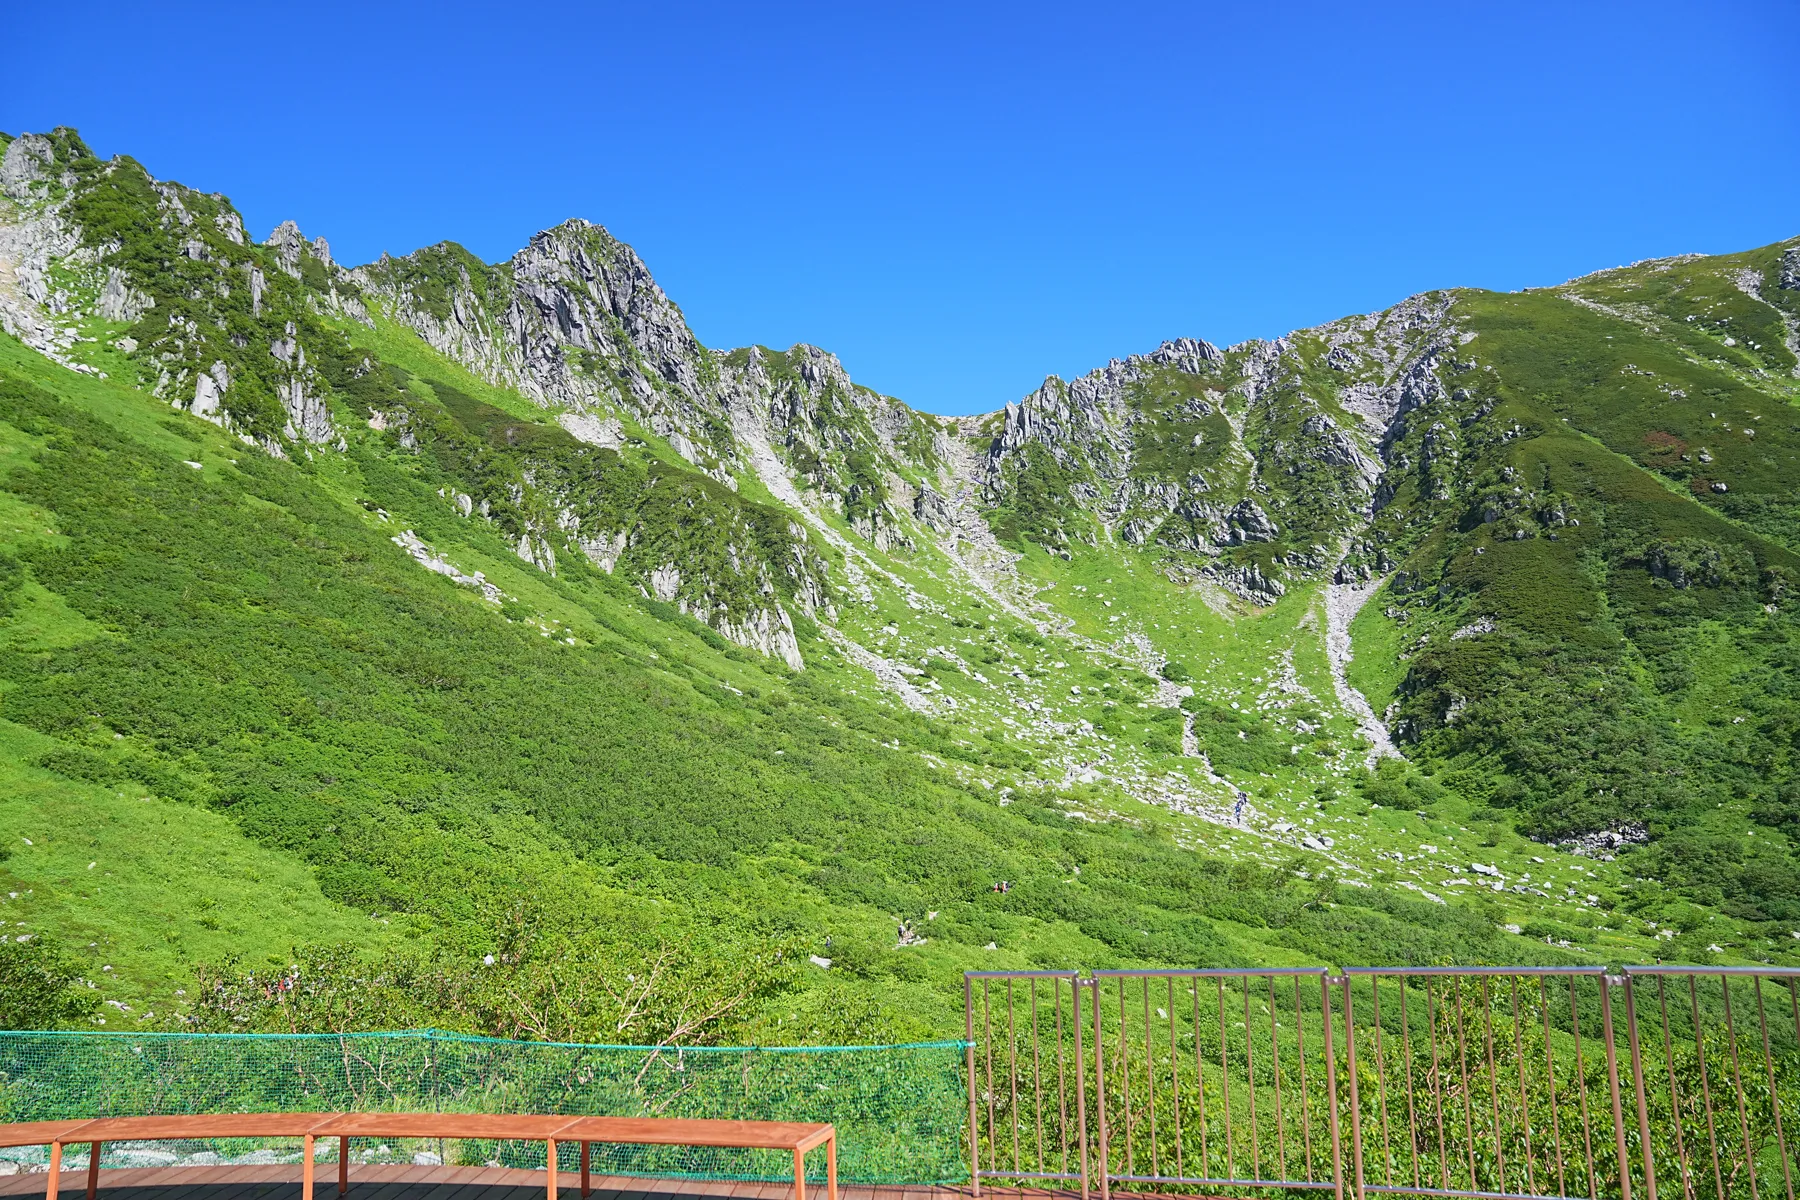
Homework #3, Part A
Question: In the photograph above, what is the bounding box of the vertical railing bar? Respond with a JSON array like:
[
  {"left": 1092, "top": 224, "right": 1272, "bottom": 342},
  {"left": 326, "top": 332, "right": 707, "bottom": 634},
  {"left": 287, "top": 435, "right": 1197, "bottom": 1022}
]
[
  {"left": 1687, "top": 975, "right": 1725, "bottom": 1200},
  {"left": 1296, "top": 974, "right": 1315, "bottom": 1184},
  {"left": 1753, "top": 976, "right": 1794, "bottom": 1200},
  {"left": 1007, "top": 978, "right": 1021, "bottom": 1180},
  {"left": 1055, "top": 979, "right": 1068, "bottom": 1180},
  {"left": 1536, "top": 978, "right": 1566, "bottom": 1200},
  {"left": 1508, "top": 977, "right": 1535, "bottom": 1198},
  {"left": 1030, "top": 980, "right": 1045, "bottom": 1176},
  {"left": 1427, "top": 978, "right": 1451, "bottom": 1194},
  {"left": 1271, "top": 974, "right": 1289, "bottom": 1182},
  {"left": 1344, "top": 974, "right": 1365, "bottom": 1200},
  {"left": 1481, "top": 978, "right": 1506, "bottom": 1191},
  {"left": 1119, "top": 974, "right": 1133, "bottom": 1180},
  {"left": 1452, "top": 981, "right": 1479, "bottom": 1191},
  {"left": 1789, "top": 979, "right": 1800, "bottom": 1200},
  {"left": 1168, "top": 977, "right": 1183, "bottom": 1182},
  {"left": 1569, "top": 976, "right": 1600, "bottom": 1200},
  {"left": 965, "top": 974, "right": 981, "bottom": 1197},
  {"left": 1193, "top": 980, "right": 1209, "bottom": 1181},
  {"left": 1721, "top": 973, "right": 1762, "bottom": 1200},
  {"left": 984, "top": 978, "right": 998, "bottom": 1182},
  {"left": 1374, "top": 976, "right": 1394, "bottom": 1189},
  {"left": 1598, "top": 971, "right": 1636, "bottom": 1200},
  {"left": 1247, "top": 978, "right": 1262, "bottom": 1181},
  {"left": 1221, "top": 978, "right": 1236, "bottom": 1183},
  {"left": 1093, "top": 976, "right": 1109, "bottom": 1200},
  {"left": 1072, "top": 977, "right": 1090, "bottom": 1200},
  {"left": 1401, "top": 977, "right": 1422, "bottom": 1191},
  {"left": 1325, "top": 972, "right": 1345, "bottom": 1200},
  {"left": 1143, "top": 977, "right": 1159, "bottom": 1182},
  {"left": 1623, "top": 975, "right": 1658, "bottom": 1200},
  {"left": 1652, "top": 977, "right": 1692, "bottom": 1200}
]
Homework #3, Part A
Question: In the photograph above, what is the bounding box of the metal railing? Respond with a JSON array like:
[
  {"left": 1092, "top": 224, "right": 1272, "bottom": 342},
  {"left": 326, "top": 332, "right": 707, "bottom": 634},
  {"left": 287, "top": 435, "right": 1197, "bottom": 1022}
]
[{"left": 967, "top": 966, "right": 1800, "bottom": 1200}]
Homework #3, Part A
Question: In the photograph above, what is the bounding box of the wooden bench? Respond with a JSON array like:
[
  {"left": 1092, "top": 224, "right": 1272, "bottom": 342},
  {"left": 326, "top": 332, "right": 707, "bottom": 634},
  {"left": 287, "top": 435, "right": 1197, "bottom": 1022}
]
[
  {"left": 308, "top": 1113, "right": 582, "bottom": 1200},
  {"left": 558, "top": 1116, "right": 836, "bottom": 1200},
  {"left": 31, "top": 1114, "right": 337, "bottom": 1200},
  {"left": 1, "top": 1112, "right": 837, "bottom": 1200}
]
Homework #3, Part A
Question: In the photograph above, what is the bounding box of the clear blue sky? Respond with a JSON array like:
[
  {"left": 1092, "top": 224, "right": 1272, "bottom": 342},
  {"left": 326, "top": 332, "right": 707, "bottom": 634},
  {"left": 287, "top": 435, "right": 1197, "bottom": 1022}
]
[{"left": 6, "top": 1, "right": 1796, "bottom": 415}]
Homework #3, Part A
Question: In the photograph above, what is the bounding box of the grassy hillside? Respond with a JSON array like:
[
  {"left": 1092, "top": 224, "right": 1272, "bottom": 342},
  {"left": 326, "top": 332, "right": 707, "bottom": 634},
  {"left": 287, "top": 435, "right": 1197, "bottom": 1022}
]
[{"left": 0, "top": 329, "right": 1540, "bottom": 1039}]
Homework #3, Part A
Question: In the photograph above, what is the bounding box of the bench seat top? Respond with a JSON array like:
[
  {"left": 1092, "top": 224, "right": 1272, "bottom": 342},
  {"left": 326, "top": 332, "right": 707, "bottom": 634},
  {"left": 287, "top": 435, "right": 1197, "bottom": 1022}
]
[
  {"left": 0, "top": 1122, "right": 97, "bottom": 1149},
  {"left": 59, "top": 1114, "right": 343, "bottom": 1141},
  {"left": 557, "top": 1117, "right": 833, "bottom": 1152},
  {"left": 310, "top": 1113, "right": 580, "bottom": 1140},
  {"left": 0, "top": 1113, "right": 833, "bottom": 1152}
]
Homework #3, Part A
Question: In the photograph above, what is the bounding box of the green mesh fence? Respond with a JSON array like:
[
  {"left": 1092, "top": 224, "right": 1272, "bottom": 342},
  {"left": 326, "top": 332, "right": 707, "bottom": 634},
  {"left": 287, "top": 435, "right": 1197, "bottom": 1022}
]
[{"left": 0, "top": 1031, "right": 971, "bottom": 1185}]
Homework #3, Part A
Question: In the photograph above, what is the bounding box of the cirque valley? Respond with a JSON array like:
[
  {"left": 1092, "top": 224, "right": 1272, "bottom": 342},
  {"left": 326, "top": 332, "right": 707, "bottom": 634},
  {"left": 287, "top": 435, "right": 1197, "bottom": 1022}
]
[{"left": 3, "top": 126, "right": 1800, "bottom": 1037}]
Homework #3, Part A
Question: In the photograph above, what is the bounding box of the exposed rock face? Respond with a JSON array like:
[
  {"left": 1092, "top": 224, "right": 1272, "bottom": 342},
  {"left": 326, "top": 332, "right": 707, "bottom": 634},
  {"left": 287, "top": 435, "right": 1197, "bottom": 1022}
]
[
  {"left": 557, "top": 411, "right": 624, "bottom": 449},
  {"left": 191, "top": 362, "right": 229, "bottom": 419},
  {"left": 1318, "top": 293, "right": 1459, "bottom": 436},
  {"left": 358, "top": 220, "right": 728, "bottom": 472},
  {"left": 1781, "top": 246, "right": 1800, "bottom": 291},
  {"left": 1209, "top": 561, "right": 1285, "bottom": 603},
  {"left": 1145, "top": 336, "right": 1223, "bottom": 372},
  {"left": 97, "top": 266, "right": 151, "bottom": 323},
  {"left": 265, "top": 220, "right": 369, "bottom": 325},
  {"left": 0, "top": 134, "right": 58, "bottom": 196},
  {"left": 0, "top": 134, "right": 91, "bottom": 370},
  {"left": 913, "top": 483, "right": 954, "bottom": 531},
  {"left": 1226, "top": 499, "right": 1278, "bottom": 544},
  {"left": 270, "top": 321, "right": 334, "bottom": 443},
  {"left": 968, "top": 323, "right": 1417, "bottom": 597}
]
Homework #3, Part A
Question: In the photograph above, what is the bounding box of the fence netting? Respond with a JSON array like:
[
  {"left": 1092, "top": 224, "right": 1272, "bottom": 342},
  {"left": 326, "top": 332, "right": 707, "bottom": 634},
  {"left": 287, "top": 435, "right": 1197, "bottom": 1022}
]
[{"left": 0, "top": 1031, "right": 968, "bottom": 1185}]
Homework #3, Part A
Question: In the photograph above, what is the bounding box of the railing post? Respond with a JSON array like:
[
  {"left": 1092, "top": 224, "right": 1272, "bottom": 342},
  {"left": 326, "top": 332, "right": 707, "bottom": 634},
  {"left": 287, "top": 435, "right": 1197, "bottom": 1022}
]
[
  {"left": 1324, "top": 973, "right": 1345, "bottom": 1200},
  {"left": 1073, "top": 977, "right": 1091, "bottom": 1200},
  {"left": 1600, "top": 974, "right": 1636, "bottom": 1200},
  {"left": 1340, "top": 974, "right": 1364, "bottom": 1200},
  {"left": 965, "top": 974, "right": 981, "bottom": 1197}
]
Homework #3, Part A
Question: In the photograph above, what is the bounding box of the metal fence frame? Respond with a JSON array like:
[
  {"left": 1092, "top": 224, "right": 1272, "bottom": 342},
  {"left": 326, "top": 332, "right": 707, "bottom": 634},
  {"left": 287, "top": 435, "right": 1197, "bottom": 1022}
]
[{"left": 967, "top": 966, "right": 1800, "bottom": 1200}]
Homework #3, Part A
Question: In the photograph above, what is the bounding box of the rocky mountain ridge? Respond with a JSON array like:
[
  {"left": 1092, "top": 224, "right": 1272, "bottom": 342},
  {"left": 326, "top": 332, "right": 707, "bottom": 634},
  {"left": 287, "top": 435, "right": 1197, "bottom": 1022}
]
[
  {"left": 6, "top": 126, "right": 1800, "bottom": 865},
  {"left": 0, "top": 128, "right": 1521, "bottom": 633},
  {"left": 10, "top": 126, "right": 1800, "bottom": 1022}
]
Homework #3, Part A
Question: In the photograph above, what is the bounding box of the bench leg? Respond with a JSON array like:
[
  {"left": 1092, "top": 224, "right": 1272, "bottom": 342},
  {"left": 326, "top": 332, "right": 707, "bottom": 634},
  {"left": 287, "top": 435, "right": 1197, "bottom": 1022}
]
[
  {"left": 546, "top": 1139, "right": 557, "bottom": 1200},
  {"left": 46, "top": 1141, "right": 62, "bottom": 1200},
  {"left": 303, "top": 1136, "right": 315, "bottom": 1200},
  {"left": 827, "top": 1135, "right": 837, "bottom": 1200},
  {"left": 580, "top": 1141, "right": 590, "bottom": 1198},
  {"left": 87, "top": 1142, "right": 101, "bottom": 1200},
  {"left": 339, "top": 1137, "right": 349, "bottom": 1195},
  {"left": 793, "top": 1147, "right": 805, "bottom": 1200}
]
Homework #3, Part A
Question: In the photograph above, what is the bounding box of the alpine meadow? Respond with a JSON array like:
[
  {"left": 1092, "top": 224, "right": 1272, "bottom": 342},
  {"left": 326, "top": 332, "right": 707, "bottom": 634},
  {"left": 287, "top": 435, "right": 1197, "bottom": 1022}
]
[{"left": 4, "top": 126, "right": 1800, "bottom": 1041}]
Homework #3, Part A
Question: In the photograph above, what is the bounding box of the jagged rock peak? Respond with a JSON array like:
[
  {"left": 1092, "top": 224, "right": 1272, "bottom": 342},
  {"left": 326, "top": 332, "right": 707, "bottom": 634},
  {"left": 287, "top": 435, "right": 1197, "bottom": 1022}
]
[
  {"left": 1, "top": 133, "right": 57, "bottom": 200},
  {"left": 265, "top": 220, "right": 336, "bottom": 277},
  {"left": 1141, "top": 337, "right": 1223, "bottom": 372}
]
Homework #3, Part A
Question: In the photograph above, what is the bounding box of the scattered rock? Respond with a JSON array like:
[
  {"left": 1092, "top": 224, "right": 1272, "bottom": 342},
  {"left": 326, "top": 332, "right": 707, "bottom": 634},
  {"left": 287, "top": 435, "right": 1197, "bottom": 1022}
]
[{"left": 1553, "top": 823, "right": 1648, "bottom": 861}]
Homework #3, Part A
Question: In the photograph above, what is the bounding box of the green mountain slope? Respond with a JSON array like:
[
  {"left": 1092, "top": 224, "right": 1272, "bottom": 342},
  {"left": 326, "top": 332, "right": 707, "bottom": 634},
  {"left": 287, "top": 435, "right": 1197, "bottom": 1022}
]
[{"left": 2, "top": 126, "right": 1798, "bottom": 1037}]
